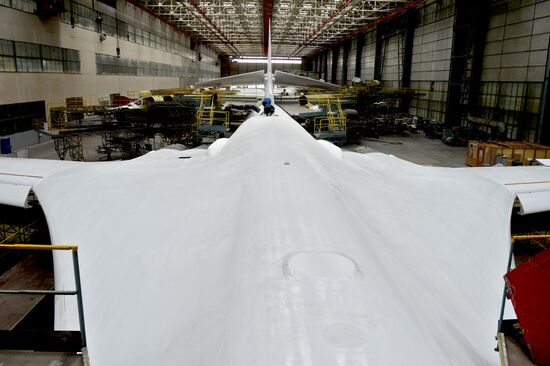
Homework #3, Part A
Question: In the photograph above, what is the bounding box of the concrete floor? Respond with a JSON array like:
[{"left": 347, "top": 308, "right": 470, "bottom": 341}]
[
  {"left": 344, "top": 133, "right": 468, "bottom": 168},
  {"left": 12, "top": 135, "right": 105, "bottom": 161},
  {"left": 12, "top": 129, "right": 468, "bottom": 167},
  {"left": 0, "top": 350, "right": 84, "bottom": 366}
]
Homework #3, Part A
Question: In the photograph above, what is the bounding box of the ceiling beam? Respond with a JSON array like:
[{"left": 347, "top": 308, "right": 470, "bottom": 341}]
[
  {"left": 290, "top": 0, "right": 360, "bottom": 56},
  {"left": 184, "top": 0, "right": 241, "bottom": 54},
  {"left": 304, "top": 0, "right": 423, "bottom": 58}
]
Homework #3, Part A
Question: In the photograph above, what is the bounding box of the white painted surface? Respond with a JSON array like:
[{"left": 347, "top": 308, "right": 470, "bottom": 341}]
[
  {"left": 28, "top": 106, "right": 528, "bottom": 365},
  {"left": 0, "top": 182, "right": 32, "bottom": 207},
  {"left": 517, "top": 191, "right": 550, "bottom": 215},
  {"left": 317, "top": 140, "right": 343, "bottom": 159},
  {"left": 207, "top": 138, "right": 229, "bottom": 157}
]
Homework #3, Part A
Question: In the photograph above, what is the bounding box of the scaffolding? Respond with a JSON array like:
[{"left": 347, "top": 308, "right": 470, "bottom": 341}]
[
  {"left": 310, "top": 96, "right": 347, "bottom": 145},
  {"left": 195, "top": 93, "right": 230, "bottom": 136}
]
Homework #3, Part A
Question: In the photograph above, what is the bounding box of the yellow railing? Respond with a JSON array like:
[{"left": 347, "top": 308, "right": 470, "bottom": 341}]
[
  {"left": 511, "top": 234, "right": 550, "bottom": 241},
  {"left": 197, "top": 109, "right": 229, "bottom": 129},
  {"left": 195, "top": 93, "right": 229, "bottom": 130},
  {"left": 314, "top": 116, "right": 346, "bottom": 133},
  {"left": 0, "top": 243, "right": 78, "bottom": 251},
  {"left": 0, "top": 243, "right": 86, "bottom": 347},
  {"left": 309, "top": 96, "right": 346, "bottom": 132}
]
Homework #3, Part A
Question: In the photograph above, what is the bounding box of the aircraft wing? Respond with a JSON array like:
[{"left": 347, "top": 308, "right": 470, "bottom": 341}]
[
  {"left": 274, "top": 70, "right": 340, "bottom": 90},
  {"left": 194, "top": 70, "right": 265, "bottom": 88},
  {"left": 26, "top": 111, "right": 522, "bottom": 366},
  {"left": 0, "top": 158, "right": 81, "bottom": 208},
  {"left": 341, "top": 153, "right": 550, "bottom": 215},
  {"left": 3, "top": 111, "right": 550, "bottom": 365},
  {"left": 462, "top": 166, "right": 550, "bottom": 215}
]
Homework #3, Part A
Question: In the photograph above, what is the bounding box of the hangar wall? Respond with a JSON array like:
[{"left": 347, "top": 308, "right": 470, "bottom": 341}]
[
  {"left": 309, "top": 0, "right": 550, "bottom": 143},
  {"left": 0, "top": 0, "right": 220, "bottom": 105}
]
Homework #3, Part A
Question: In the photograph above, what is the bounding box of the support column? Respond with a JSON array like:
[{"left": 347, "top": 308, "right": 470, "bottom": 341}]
[
  {"left": 401, "top": 9, "right": 417, "bottom": 111},
  {"left": 466, "top": 1, "right": 490, "bottom": 118},
  {"left": 323, "top": 52, "right": 328, "bottom": 81},
  {"left": 331, "top": 46, "right": 339, "bottom": 84},
  {"left": 537, "top": 39, "right": 550, "bottom": 144},
  {"left": 302, "top": 57, "right": 312, "bottom": 73},
  {"left": 342, "top": 40, "right": 350, "bottom": 84},
  {"left": 445, "top": 0, "right": 487, "bottom": 127},
  {"left": 219, "top": 55, "right": 230, "bottom": 77},
  {"left": 374, "top": 25, "right": 384, "bottom": 81},
  {"left": 355, "top": 32, "right": 365, "bottom": 79},
  {"left": 401, "top": 9, "right": 416, "bottom": 88}
]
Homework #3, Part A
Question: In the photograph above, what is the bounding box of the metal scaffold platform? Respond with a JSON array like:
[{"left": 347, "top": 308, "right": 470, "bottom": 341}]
[{"left": 40, "top": 94, "right": 202, "bottom": 161}]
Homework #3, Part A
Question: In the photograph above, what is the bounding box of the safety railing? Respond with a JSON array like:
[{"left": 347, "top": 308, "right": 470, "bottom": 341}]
[
  {"left": 198, "top": 109, "right": 229, "bottom": 128},
  {"left": 0, "top": 244, "right": 87, "bottom": 348},
  {"left": 314, "top": 116, "right": 346, "bottom": 133},
  {"left": 309, "top": 96, "right": 346, "bottom": 135},
  {"left": 195, "top": 93, "right": 229, "bottom": 131},
  {"left": 497, "top": 234, "right": 550, "bottom": 333}
]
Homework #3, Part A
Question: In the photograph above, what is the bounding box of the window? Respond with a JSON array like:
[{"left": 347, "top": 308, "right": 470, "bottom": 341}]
[
  {"left": 15, "top": 41, "right": 42, "bottom": 72},
  {"left": 42, "top": 45, "right": 64, "bottom": 73},
  {"left": 0, "top": 39, "right": 80, "bottom": 74},
  {"left": 15, "top": 42, "right": 40, "bottom": 58},
  {"left": 102, "top": 14, "right": 117, "bottom": 37},
  {"left": 16, "top": 57, "right": 41, "bottom": 72},
  {"left": 0, "top": 39, "right": 15, "bottom": 71},
  {"left": 0, "top": 56, "right": 15, "bottom": 72},
  {"left": 11, "top": 0, "right": 35, "bottom": 12},
  {"left": 96, "top": 53, "right": 185, "bottom": 77},
  {"left": 63, "top": 49, "right": 80, "bottom": 73}
]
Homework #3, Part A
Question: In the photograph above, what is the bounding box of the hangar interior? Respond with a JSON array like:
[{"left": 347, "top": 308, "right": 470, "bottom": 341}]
[
  {"left": 1, "top": 0, "right": 550, "bottom": 365},
  {"left": 0, "top": 0, "right": 549, "bottom": 155}
]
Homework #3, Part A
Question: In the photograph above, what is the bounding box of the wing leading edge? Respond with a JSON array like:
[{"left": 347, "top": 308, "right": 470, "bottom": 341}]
[{"left": 0, "top": 157, "right": 82, "bottom": 207}]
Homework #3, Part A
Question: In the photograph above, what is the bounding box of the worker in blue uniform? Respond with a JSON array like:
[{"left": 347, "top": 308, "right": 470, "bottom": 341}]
[{"left": 264, "top": 103, "right": 275, "bottom": 116}]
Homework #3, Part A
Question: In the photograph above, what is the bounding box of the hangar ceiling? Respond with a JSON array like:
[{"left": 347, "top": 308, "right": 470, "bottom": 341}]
[{"left": 139, "top": 0, "right": 419, "bottom": 56}]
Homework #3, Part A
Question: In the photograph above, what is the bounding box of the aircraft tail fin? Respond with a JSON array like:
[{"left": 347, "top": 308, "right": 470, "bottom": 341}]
[{"left": 265, "top": 20, "right": 274, "bottom": 100}]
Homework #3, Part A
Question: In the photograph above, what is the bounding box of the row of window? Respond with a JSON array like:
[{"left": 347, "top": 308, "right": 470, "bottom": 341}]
[
  {"left": 0, "top": 0, "right": 36, "bottom": 13},
  {"left": 0, "top": 0, "right": 218, "bottom": 65},
  {"left": 479, "top": 82, "right": 542, "bottom": 113},
  {"left": 0, "top": 39, "right": 80, "bottom": 73},
  {"left": 60, "top": 1, "right": 197, "bottom": 61},
  {"left": 96, "top": 53, "right": 194, "bottom": 77}
]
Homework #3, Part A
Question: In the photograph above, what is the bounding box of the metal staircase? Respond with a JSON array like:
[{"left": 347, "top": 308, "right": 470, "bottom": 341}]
[
  {"left": 195, "top": 93, "right": 229, "bottom": 135},
  {"left": 311, "top": 96, "right": 347, "bottom": 145}
]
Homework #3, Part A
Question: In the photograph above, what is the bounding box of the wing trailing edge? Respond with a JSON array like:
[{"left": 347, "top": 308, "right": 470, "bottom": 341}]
[
  {"left": 194, "top": 70, "right": 265, "bottom": 88},
  {"left": 273, "top": 71, "right": 340, "bottom": 90}
]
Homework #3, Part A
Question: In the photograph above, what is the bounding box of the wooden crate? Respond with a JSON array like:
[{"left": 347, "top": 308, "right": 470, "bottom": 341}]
[{"left": 466, "top": 140, "right": 550, "bottom": 167}]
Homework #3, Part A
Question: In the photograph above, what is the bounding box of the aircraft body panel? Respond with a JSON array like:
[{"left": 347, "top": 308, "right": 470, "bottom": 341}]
[{"left": 28, "top": 106, "right": 520, "bottom": 365}]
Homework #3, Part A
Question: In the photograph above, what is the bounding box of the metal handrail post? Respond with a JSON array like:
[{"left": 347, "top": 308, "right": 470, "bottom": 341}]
[
  {"left": 72, "top": 249, "right": 87, "bottom": 347},
  {"left": 497, "top": 238, "right": 515, "bottom": 333}
]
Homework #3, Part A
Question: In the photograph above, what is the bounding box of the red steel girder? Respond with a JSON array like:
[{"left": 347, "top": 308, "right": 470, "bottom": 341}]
[
  {"left": 302, "top": 0, "right": 423, "bottom": 58},
  {"left": 185, "top": 0, "right": 240, "bottom": 54},
  {"left": 291, "top": 0, "right": 357, "bottom": 55}
]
